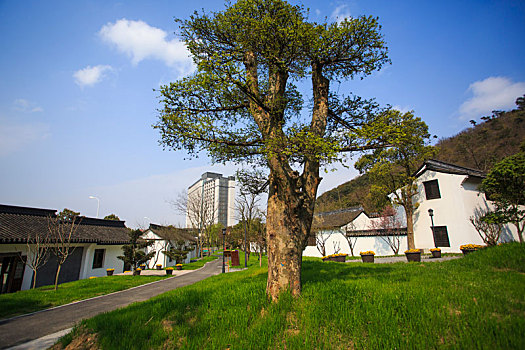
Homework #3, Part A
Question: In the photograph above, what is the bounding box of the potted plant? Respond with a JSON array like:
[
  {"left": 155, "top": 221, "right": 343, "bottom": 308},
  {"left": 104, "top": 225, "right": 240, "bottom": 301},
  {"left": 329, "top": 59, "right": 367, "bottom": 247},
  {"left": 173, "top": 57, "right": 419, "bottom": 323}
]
[
  {"left": 166, "top": 267, "right": 174, "bottom": 275},
  {"left": 156, "top": 264, "right": 162, "bottom": 270},
  {"left": 140, "top": 264, "right": 147, "bottom": 270},
  {"left": 430, "top": 248, "right": 441, "bottom": 258},
  {"left": 106, "top": 268, "right": 115, "bottom": 276},
  {"left": 360, "top": 251, "right": 375, "bottom": 263},
  {"left": 460, "top": 244, "right": 484, "bottom": 255},
  {"left": 176, "top": 264, "right": 183, "bottom": 270},
  {"left": 405, "top": 249, "right": 421, "bottom": 262},
  {"left": 133, "top": 268, "right": 142, "bottom": 276}
]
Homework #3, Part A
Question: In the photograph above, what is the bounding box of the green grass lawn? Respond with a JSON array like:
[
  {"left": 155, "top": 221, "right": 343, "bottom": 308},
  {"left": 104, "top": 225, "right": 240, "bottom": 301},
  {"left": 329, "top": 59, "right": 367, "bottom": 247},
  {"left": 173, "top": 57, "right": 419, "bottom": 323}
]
[
  {"left": 0, "top": 275, "right": 169, "bottom": 320},
  {"left": 61, "top": 243, "right": 525, "bottom": 349}
]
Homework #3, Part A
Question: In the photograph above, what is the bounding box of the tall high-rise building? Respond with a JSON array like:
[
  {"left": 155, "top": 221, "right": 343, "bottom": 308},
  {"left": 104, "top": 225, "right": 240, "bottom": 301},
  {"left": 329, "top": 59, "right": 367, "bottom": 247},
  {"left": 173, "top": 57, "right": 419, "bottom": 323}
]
[{"left": 186, "top": 172, "right": 236, "bottom": 229}]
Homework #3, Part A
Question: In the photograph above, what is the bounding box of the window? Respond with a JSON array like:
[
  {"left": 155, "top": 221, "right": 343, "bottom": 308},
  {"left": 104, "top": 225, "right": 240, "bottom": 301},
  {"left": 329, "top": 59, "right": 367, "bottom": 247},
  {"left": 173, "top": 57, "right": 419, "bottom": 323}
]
[
  {"left": 432, "top": 226, "right": 450, "bottom": 247},
  {"left": 92, "top": 249, "right": 105, "bottom": 269},
  {"left": 424, "top": 180, "right": 441, "bottom": 200}
]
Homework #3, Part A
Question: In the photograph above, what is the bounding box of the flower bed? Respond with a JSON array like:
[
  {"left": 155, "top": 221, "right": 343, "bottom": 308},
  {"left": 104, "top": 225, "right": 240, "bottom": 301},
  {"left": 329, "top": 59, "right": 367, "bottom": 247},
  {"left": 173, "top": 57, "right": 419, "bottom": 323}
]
[
  {"left": 460, "top": 244, "right": 484, "bottom": 255},
  {"left": 322, "top": 253, "right": 348, "bottom": 262},
  {"left": 106, "top": 268, "right": 115, "bottom": 276},
  {"left": 360, "top": 251, "right": 375, "bottom": 263},
  {"left": 166, "top": 267, "right": 174, "bottom": 275},
  {"left": 176, "top": 264, "right": 183, "bottom": 270},
  {"left": 430, "top": 248, "right": 441, "bottom": 258},
  {"left": 404, "top": 249, "right": 421, "bottom": 262}
]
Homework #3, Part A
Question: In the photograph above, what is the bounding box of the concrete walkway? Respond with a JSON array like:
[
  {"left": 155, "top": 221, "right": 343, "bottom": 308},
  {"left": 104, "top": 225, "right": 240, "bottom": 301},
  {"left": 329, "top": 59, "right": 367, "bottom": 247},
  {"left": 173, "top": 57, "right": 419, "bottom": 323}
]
[
  {"left": 345, "top": 255, "right": 460, "bottom": 264},
  {"left": 0, "top": 259, "right": 222, "bottom": 349}
]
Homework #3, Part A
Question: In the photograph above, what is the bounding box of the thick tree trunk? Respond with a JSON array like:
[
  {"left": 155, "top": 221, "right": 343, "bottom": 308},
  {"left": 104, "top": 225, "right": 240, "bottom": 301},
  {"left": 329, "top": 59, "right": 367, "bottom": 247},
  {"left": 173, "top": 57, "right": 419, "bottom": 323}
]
[{"left": 265, "top": 172, "right": 306, "bottom": 300}]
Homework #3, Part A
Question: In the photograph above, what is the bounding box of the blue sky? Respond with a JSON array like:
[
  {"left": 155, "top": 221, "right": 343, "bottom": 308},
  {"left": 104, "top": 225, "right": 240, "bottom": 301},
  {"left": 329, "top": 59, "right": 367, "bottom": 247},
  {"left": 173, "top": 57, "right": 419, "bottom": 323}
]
[{"left": 1, "top": 0, "right": 524, "bottom": 227}]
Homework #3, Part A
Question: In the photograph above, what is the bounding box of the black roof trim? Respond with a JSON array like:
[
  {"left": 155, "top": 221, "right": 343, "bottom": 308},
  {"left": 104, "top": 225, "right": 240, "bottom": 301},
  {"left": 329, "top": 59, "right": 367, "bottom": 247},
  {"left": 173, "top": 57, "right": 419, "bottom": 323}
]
[{"left": 0, "top": 204, "right": 55, "bottom": 217}]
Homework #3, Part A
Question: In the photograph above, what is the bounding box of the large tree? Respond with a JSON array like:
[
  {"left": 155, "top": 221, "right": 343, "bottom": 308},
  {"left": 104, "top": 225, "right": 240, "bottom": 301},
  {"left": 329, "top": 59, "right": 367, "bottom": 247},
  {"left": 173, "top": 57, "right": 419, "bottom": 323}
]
[
  {"left": 355, "top": 110, "right": 435, "bottom": 250},
  {"left": 155, "top": 0, "right": 391, "bottom": 300}
]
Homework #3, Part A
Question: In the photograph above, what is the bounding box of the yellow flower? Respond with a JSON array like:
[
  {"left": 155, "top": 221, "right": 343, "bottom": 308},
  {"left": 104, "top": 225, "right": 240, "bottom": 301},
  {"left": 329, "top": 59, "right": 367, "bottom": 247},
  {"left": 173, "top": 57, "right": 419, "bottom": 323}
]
[
  {"left": 360, "top": 251, "right": 375, "bottom": 255},
  {"left": 106, "top": 268, "right": 115, "bottom": 271},
  {"left": 166, "top": 267, "right": 174, "bottom": 270},
  {"left": 429, "top": 248, "right": 441, "bottom": 252},
  {"left": 89, "top": 276, "right": 97, "bottom": 279},
  {"left": 460, "top": 244, "right": 484, "bottom": 250},
  {"left": 176, "top": 264, "right": 183, "bottom": 266},
  {"left": 405, "top": 249, "right": 420, "bottom": 253}
]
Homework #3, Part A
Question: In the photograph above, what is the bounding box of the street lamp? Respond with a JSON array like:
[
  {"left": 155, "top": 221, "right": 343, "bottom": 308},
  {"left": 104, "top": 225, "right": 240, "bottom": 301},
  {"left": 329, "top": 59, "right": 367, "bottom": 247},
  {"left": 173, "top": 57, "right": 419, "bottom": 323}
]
[
  {"left": 428, "top": 208, "right": 436, "bottom": 248},
  {"left": 243, "top": 216, "right": 248, "bottom": 268},
  {"left": 222, "top": 228, "right": 226, "bottom": 273},
  {"left": 89, "top": 196, "right": 100, "bottom": 218}
]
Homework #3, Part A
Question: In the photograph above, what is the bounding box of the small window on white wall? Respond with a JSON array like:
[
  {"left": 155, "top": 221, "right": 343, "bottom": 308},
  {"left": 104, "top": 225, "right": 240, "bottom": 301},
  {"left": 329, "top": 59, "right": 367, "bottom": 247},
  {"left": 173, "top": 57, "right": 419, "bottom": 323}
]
[
  {"left": 92, "top": 249, "right": 105, "bottom": 269},
  {"left": 424, "top": 180, "right": 441, "bottom": 200}
]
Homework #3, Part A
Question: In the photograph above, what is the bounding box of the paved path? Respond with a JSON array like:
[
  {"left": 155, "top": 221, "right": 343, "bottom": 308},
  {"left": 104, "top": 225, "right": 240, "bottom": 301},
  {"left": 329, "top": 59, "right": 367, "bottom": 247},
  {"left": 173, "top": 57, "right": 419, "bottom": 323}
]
[
  {"left": 345, "top": 255, "right": 460, "bottom": 264},
  {"left": 0, "top": 259, "right": 222, "bottom": 349}
]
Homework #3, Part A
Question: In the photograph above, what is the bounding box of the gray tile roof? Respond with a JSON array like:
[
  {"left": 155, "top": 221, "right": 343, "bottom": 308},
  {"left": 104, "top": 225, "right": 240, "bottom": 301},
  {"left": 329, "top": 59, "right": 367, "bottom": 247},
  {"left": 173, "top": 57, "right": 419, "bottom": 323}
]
[
  {"left": 414, "top": 159, "right": 486, "bottom": 178},
  {"left": 312, "top": 207, "right": 364, "bottom": 230},
  {"left": 0, "top": 204, "right": 130, "bottom": 244},
  {"left": 148, "top": 224, "right": 197, "bottom": 242}
]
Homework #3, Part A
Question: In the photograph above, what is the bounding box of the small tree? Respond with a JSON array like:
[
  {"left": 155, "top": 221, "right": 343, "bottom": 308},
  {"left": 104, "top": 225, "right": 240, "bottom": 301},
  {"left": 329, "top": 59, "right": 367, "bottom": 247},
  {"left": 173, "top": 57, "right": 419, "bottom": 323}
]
[
  {"left": 369, "top": 206, "right": 404, "bottom": 255},
  {"left": 20, "top": 229, "right": 51, "bottom": 289},
  {"left": 118, "top": 229, "right": 156, "bottom": 272},
  {"left": 47, "top": 209, "right": 81, "bottom": 290},
  {"left": 342, "top": 221, "right": 358, "bottom": 257},
  {"left": 163, "top": 240, "right": 192, "bottom": 264},
  {"left": 480, "top": 150, "right": 525, "bottom": 243},
  {"left": 470, "top": 208, "right": 503, "bottom": 246},
  {"left": 315, "top": 231, "right": 330, "bottom": 257}
]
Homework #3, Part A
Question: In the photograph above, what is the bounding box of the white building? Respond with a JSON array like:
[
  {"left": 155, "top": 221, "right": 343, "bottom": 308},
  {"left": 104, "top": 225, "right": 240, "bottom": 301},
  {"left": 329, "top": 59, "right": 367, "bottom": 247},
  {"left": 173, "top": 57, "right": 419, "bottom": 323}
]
[
  {"left": 141, "top": 224, "right": 198, "bottom": 268},
  {"left": 186, "top": 172, "right": 236, "bottom": 229},
  {"left": 0, "top": 204, "right": 129, "bottom": 293},
  {"left": 303, "top": 207, "right": 408, "bottom": 257},
  {"left": 410, "top": 159, "right": 520, "bottom": 252}
]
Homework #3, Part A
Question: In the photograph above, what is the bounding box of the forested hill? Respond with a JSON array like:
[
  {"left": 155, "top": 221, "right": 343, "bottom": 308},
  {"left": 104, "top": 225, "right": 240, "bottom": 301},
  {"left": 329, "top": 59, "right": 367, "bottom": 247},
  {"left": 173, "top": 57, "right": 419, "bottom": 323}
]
[{"left": 315, "top": 106, "right": 525, "bottom": 214}]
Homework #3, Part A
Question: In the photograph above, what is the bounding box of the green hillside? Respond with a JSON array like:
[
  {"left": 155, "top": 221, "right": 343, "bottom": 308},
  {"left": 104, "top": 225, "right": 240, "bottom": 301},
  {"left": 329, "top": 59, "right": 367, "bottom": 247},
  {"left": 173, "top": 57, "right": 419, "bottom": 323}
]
[{"left": 316, "top": 105, "right": 525, "bottom": 213}]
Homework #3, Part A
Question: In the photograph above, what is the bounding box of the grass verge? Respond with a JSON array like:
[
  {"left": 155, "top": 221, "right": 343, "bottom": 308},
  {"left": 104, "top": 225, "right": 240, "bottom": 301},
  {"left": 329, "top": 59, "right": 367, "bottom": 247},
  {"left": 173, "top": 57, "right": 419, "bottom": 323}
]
[
  {"left": 61, "top": 243, "right": 525, "bottom": 349},
  {"left": 0, "top": 275, "right": 169, "bottom": 320}
]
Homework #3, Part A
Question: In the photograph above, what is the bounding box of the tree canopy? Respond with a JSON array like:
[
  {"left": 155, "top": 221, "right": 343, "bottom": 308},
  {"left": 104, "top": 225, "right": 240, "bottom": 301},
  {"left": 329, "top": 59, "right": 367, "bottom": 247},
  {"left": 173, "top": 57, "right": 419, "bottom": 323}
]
[{"left": 481, "top": 149, "right": 525, "bottom": 243}]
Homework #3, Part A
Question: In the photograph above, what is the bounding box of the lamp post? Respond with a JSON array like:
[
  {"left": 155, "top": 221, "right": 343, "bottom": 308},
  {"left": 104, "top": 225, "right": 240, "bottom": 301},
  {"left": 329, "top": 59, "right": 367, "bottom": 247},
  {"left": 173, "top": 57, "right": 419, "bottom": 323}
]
[
  {"left": 222, "top": 228, "right": 226, "bottom": 274},
  {"left": 428, "top": 208, "right": 436, "bottom": 248},
  {"left": 89, "top": 196, "right": 100, "bottom": 218}
]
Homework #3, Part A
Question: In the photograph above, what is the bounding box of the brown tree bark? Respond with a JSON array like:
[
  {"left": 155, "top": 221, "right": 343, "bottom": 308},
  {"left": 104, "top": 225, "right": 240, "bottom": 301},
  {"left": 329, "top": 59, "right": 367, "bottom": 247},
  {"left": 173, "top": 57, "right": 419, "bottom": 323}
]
[{"left": 405, "top": 205, "right": 415, "bottom": 250}]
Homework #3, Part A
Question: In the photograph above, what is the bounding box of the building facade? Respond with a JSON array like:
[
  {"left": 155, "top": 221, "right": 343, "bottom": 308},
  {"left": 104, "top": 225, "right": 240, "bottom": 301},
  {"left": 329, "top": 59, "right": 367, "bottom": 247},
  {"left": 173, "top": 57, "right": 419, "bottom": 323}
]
[{"left": 186, "top": 172, "right": 236, "bottom": 229}]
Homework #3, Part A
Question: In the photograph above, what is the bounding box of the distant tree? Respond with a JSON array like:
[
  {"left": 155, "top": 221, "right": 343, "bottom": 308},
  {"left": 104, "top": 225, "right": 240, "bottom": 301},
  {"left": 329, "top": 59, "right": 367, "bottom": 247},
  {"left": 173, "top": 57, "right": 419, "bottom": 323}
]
[
  {"left": 47, "top": 209, "right": 81, "bottom": 290},
  {"left": 315, "top": 231, "right": 330, "bottom": 257},
  {"left": 516, "top": 94, "right": 525, "bottom": 110},
  {"left": 480, "top": 151, "right": 525, "bottom": 243},
  {"left": 171, "top": 189, "right": 218, "bottom": 258},
  {"left": 369, "top": 206, "right": 404, "bottom": 254},
  {"left": 163, "top": 240, "right": 192, "bottom": 264},
  {"left": 118, "top": 229, "right": 156, "bottom": 272},
  {"left": 355, "top": 110, "right": 436, "bottom": 250},
  {"left": 235, "top": 169, "right": 268, "bottom": 263},
  {"left": 104, "top": 214, "right": 120, "bottom": 221},
  {"left": 469, "top": 208, "right": 503, "bottom": 246}
]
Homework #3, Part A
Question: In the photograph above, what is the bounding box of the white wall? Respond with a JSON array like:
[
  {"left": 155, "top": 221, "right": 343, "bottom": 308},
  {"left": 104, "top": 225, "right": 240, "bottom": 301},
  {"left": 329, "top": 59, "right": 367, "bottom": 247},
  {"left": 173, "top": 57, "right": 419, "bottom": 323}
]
[
  {"left": 302, "top": 229, "right": 408, "bottom": 257},
  {"left": 142, "top": 230, "right": 199, "bottom": 268},
  {"left": 412, "top": 170, "right": 520, "bottom": 252},
  {"left": 79, "top": 244, "right": 124, "bottom": 279}
]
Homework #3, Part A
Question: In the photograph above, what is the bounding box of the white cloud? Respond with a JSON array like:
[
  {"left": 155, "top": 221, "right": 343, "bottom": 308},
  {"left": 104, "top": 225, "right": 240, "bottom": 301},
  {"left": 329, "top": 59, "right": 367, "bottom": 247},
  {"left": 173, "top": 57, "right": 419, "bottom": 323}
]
[
  {"left": 73, "top": 65, "right": 112, "bottom": 87},
  {"left": 392, "top": 105, "right": 413, "bottom": 114},
  {"left": 13, "top": 98, "right": 43, "bottom": 113},
  {"left": 331, "top": 4, "right": 352, "bottom": 23},
  {"left": 0, "top": 119, "right": 49, "bottom": 156},
  {"left": 99, "top": 18, "right": 194, "bottom": 76},
  {"left": 459, "top": 77, "right": 525, "bottom": 119}
]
